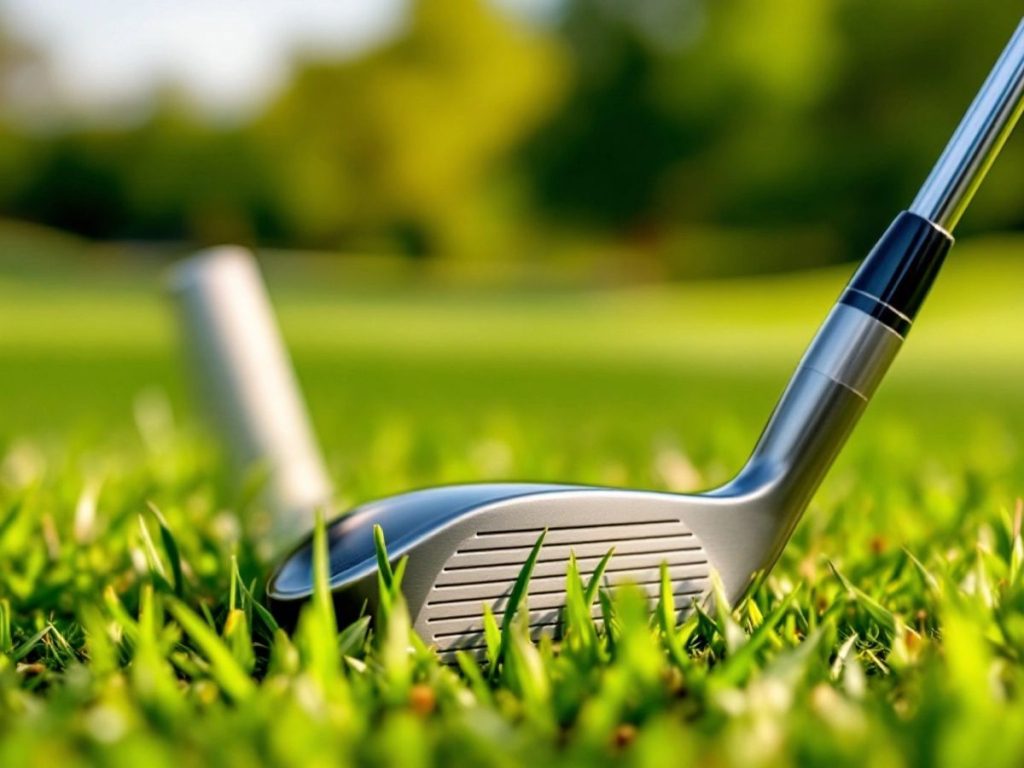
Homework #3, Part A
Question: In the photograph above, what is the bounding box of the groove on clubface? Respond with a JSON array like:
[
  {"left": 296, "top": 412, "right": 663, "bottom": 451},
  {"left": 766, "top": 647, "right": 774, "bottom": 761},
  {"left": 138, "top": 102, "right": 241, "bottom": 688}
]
[{"left": 419, "top": 520, "right": 710, "bottom": 656}]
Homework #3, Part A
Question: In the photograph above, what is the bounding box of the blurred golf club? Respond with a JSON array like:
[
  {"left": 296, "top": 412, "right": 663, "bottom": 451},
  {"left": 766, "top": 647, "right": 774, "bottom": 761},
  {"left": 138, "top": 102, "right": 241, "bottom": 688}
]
[{"left": 168, "top": 246, "right": 332, "bottom": 549}]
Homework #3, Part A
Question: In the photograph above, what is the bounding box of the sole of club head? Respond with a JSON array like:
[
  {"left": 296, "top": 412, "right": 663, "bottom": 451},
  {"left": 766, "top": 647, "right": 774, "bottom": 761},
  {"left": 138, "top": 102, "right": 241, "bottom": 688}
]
[{"left": 268, "top": 482, "right": 786, "bottom": 660}]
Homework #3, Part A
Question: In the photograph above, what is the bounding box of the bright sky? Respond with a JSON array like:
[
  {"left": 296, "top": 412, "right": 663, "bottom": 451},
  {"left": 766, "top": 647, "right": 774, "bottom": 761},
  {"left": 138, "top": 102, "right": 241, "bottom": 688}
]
[
  {"left": 1, "top": 0, "right": 559, "bottom": 114},
  {"left": 2, "top": 0, "right": 405, "bottom": 111}
]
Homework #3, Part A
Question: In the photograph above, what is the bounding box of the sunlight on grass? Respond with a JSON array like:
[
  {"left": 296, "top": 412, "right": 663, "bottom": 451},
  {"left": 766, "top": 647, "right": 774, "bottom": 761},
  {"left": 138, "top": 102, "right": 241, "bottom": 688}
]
[{"left": 1, "top": 231, "right": 1024, "bottom": 764}]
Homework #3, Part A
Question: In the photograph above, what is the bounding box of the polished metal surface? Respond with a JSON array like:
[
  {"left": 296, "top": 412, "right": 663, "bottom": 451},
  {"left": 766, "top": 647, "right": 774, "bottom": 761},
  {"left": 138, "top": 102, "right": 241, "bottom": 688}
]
[
  {"left": 422, "top": 516, "right": 710, "bottom": 657},
  {"left": 719, "top": 304, "right": 897, "bottom": 508},
  {"left": 270, "top": 483, "right": 571, "bottom": 598},
  {"left": 800, "top": 303, "right": 904, "bottom": 399},
  {"left": 910, "top": 17, "right": 1024, "bottom": 231}
]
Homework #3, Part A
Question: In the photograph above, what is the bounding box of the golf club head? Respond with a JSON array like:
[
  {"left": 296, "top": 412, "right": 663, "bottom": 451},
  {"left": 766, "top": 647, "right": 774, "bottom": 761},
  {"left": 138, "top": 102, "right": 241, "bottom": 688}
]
[
  {"left": 268, "top": 358, "right": 869, "bottom": 658},
  {"left": 268, "top": 483, "right": 775, "bottom": 659}
]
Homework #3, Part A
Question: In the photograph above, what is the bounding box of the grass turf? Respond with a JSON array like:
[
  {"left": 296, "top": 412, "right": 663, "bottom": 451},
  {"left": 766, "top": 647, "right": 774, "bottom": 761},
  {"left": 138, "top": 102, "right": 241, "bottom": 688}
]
[{"left": 2, "top": 226, "right": 1024, "bottom": 765}]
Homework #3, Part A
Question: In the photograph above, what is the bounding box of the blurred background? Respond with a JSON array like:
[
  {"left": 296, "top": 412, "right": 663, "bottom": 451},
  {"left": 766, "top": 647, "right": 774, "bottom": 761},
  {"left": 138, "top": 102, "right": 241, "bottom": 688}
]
[
  {"left": 1, "top": 0, "right": 1023, "bottom": 511},
  {"left": 2, "top": 0, "right": 1022, "bottom": 273}
]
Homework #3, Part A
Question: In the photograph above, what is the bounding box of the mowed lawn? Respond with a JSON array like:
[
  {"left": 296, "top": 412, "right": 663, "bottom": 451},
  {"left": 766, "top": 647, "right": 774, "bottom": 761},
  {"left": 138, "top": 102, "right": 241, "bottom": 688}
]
[
  {"left": 3, "top": 222, "right": 1023, "bottom": 448},
  {"left": 1, "top": 224, "right": 1022, "bottom": 502},
  {"left": 2, "top": 223, "right": 1024, "bottom": 765}
]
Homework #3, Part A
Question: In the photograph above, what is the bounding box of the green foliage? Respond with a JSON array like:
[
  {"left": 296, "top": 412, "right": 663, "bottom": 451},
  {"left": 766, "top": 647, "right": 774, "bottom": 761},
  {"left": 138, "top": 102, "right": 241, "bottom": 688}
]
[
  {"left": 0, "top": 0, "right": 567, "bottom": 257},
  {"left": 2, "top": 1, "right": 1023, "bottom": 267},
  {"left": 256, "top": 0, "right": 566, "bottom": 258},
  {"left": 529, "top": 0, "right": 1024, "bottom": 258}
]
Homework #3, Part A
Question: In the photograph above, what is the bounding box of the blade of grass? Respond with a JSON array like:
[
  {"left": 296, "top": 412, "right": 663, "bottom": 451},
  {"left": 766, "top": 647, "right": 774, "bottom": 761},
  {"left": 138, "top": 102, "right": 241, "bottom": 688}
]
[
  {"left": 598, "top": 588, "right": 616, "bottom": 655},
  {"left": 657, "top": 562, "right": 688, "bottom": 669},
  {"left": 563, "top": 553, "right": 597, "bottom": 659},
  {"left": 482, "top": 604, "right": 501, "bottom": 671},
  {"left": 137, "top": 514, "right": 169, "bottom": 585},
  {"left": 223, "top": 608, "right": 256, "bottom": 674},
  {"left": 168, "top": 599, "right": 255, "bottom": 702},
  {"left": 374, "top": 524, "right": 394, "bottom": 590},
  {"left": 715, "top": 585, "right": 803, "bottom": 687},
  {"left": 103, "top": 586, "right": 140, "bottom": 646},
  {"left": 584, "top": 547, "right": 614, "bottom": 606},
  {"left": 338, "top": 615, "right": 371, "bottom": 658},
  {"left": 711, "top": 571, "right": 745, "bottom": 654},
  {"left": 147, "top": 501, "right": 184, "bottom": 598},
  {"left": 500, "top": 529, "right": 546, "bottom": 665},
  {"left": 0, "top": 599, "right": 11, "bottom": 656},
  {"left": 12, "top": 625, "right": 50, "bottom": 663},
  {"left": 456, "top": 651, "right": 493, "bottom": 704},
  {"left": 297, "top": 508, "right": 343, "bottom": 687},
  {"left": 312, "top": 508, "right": 337, "bottom": 633},
  {"left": 830, "top": 562, "right": 913, "bottom": 637}
]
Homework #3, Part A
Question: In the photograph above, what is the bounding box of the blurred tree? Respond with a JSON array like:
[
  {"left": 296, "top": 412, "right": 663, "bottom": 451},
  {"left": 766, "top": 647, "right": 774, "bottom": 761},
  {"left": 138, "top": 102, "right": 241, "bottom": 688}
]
[
  {"left": 525, "top": 0, "right": 837, "bottom": 235},
  {"left": 114, "top": 94, "right": 286, "bottom": 244},
  {"left": 526, "top": 0, "right": 1024, "bottom": 261},
  {"left": 9, "top": 131, "right": 129, "bottom": 238},
  {"left": 818, "top": 0, "right": 1024, "bottom": 243},
  {"left": 4, "top": 97, "right": 284, "bottom": 244},
  {"left": 256, "top": 0, "right": 566, "bottom": 256},
  {"left": 524, "top": 0, "right": 711, "bottom": 232},
  {"left": 0, "top": 0, "right": 1021, "bottom": 270}
]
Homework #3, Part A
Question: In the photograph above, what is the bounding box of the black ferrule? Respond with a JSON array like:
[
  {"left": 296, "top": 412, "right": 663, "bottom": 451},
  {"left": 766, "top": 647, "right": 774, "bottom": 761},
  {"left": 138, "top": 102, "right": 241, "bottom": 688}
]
[{"left": 838, "top": 211, "right": 953, "bottom": 335}]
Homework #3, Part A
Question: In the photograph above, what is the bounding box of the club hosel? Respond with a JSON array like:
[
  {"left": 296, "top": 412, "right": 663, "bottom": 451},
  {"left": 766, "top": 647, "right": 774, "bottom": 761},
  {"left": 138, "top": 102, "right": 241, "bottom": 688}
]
[{"left": 721, "top": 212, "right": 953, "bottom": 518}]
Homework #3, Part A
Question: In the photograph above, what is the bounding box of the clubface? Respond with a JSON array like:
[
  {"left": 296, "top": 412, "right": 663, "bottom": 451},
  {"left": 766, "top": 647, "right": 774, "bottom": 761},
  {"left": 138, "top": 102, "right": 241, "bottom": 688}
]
[{"left": 271, "top": 484, "right": 724, "bottom": 659}]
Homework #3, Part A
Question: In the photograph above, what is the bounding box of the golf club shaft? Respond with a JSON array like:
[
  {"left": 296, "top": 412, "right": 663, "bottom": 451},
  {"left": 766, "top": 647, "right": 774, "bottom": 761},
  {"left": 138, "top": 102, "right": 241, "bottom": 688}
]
[{"left": 911, "top": 16, "right": 1024, "bottom": 232}]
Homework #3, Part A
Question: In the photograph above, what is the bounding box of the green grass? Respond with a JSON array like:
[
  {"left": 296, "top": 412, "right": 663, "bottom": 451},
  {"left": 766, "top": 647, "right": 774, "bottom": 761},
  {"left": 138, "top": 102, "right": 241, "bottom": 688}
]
[{"left": 2, "top": 225, "right": 1024, "bottom": 765}]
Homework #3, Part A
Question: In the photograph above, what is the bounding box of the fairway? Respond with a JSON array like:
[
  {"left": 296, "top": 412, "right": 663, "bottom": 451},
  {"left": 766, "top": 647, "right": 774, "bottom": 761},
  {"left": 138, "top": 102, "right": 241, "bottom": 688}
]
[{"left": 2, "top": 228, "right": 1024, "bottom": 765}]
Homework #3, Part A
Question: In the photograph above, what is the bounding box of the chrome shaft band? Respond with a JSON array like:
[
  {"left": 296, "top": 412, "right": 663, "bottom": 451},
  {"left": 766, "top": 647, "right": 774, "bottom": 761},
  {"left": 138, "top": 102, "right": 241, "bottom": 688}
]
[{"left": 798, "top": 303, "right": 904, "bottom": 400}]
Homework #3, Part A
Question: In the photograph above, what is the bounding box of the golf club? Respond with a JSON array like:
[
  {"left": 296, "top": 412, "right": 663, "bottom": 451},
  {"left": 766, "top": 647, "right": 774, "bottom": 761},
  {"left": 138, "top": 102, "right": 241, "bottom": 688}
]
[
  {"left": 268, "top": 17, "right": 1024, "bottom": 658},
  {"left": 169, "top": 247, "right": 333, "bottom": 549}
]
